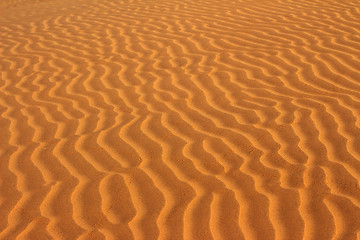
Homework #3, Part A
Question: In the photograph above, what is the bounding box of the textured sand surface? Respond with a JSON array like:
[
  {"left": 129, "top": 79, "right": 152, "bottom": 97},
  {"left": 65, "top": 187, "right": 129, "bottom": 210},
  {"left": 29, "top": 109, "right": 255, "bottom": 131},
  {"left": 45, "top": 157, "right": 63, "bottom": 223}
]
[{"left": 1, "top": 0, "right": 360, "bottom": 239}]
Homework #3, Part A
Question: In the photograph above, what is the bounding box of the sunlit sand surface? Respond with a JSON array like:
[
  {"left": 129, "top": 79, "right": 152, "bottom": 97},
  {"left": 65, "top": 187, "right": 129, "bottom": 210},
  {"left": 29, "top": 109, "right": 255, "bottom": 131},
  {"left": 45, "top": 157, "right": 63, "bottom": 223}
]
[{"left": 1, "top": 0, "right": 360, "bottom": 239}]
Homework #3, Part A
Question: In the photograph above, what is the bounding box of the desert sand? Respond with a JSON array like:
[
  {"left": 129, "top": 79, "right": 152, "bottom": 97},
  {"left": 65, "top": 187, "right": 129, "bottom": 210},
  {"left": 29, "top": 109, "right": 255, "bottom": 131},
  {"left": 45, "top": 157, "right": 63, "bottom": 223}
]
[{"left": 1, "top": 0, "right": 360, "bottom": 239}]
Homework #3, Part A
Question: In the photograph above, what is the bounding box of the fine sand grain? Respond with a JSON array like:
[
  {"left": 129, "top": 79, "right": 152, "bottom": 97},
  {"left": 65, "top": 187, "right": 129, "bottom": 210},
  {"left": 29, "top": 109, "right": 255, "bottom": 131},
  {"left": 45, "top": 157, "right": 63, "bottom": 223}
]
[{"left": 1, "top": 0, "right": 360, "bottom": 239}]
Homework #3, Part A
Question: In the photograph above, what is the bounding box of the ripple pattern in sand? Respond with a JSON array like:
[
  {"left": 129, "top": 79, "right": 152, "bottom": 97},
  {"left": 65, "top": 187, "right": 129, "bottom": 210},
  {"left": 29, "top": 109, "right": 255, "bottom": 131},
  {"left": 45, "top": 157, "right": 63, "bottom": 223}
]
[{"left": 1, "top": 0, "right": 360, "bottom": 239}]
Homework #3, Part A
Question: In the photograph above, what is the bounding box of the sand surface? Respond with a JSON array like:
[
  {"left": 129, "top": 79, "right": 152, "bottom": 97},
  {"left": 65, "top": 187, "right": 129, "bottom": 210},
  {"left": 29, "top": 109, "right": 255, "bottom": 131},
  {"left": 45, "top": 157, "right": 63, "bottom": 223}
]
[{"left": 1, "top": 0, "right": 360, "bottom": 239}]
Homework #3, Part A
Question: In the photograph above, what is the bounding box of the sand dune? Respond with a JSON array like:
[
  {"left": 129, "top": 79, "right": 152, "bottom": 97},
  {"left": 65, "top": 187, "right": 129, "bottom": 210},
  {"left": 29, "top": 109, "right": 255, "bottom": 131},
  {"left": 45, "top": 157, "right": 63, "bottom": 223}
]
[{"left": 1, "top": 0, "right": 360, "bottom": 239}]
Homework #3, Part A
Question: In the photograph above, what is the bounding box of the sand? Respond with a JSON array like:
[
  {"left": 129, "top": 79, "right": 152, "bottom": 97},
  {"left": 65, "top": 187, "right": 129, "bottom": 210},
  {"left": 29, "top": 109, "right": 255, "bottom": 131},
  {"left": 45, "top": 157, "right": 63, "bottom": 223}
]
[{"left": 1, "top": 0, "right": 360, "bottom": 239}]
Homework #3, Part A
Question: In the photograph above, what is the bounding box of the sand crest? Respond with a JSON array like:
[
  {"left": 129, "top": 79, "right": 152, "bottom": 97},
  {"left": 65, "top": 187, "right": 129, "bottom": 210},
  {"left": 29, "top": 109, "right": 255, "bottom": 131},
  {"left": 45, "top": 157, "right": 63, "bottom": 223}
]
[{"left": 1, "top": 0, "right": 360, "bottom": 239}]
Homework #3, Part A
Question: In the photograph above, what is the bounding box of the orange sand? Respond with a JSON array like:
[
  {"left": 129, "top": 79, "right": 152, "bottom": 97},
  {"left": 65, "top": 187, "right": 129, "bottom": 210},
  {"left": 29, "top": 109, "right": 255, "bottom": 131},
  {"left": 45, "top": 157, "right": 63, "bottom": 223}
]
[{"left": 1, "top": 0, "right": 360, "bottom": 239}]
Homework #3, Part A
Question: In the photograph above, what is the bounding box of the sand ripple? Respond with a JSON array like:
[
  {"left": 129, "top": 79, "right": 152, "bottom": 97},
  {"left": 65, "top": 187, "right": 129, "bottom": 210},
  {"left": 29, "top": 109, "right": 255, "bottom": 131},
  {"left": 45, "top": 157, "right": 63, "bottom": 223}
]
[{"left": 1, "top": 0, "right": 360, "bottom": 239}]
